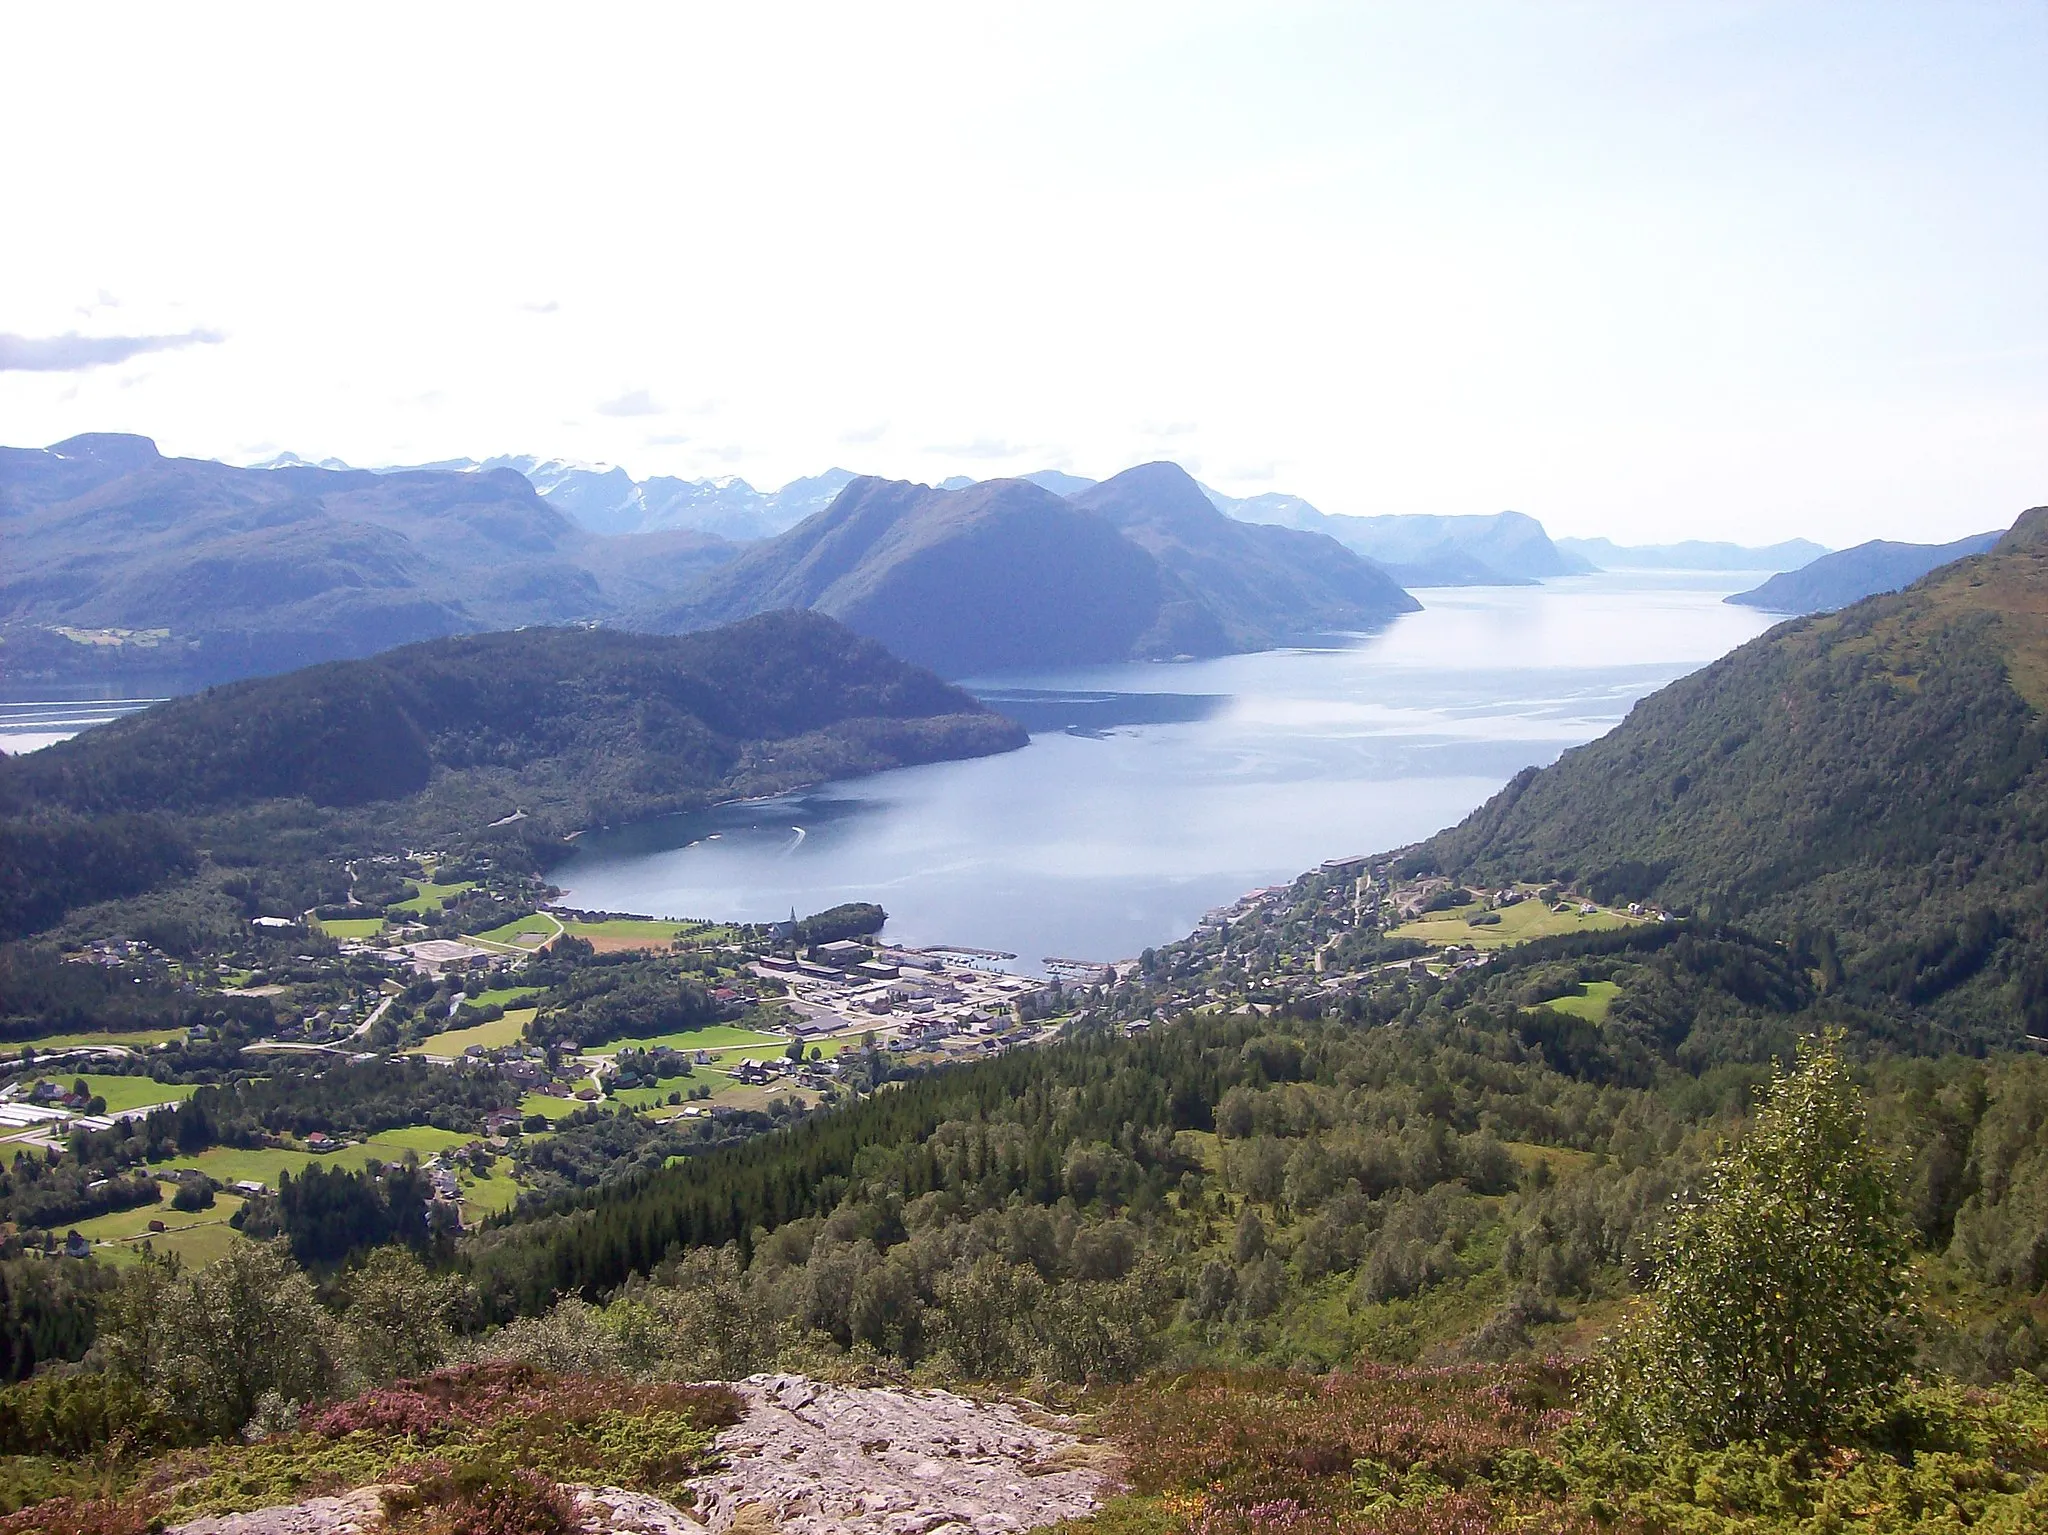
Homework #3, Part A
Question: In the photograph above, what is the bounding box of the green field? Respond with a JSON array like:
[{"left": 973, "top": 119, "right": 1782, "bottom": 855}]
[
  {"left": 409, "top": 1008, "right": 535, "bottom": 1056},
  {"left": 587, "top": 1023, "right": 784, "bottom": 1056},
  {"left": 74, "top": 1187, "right": 248, "bottom": 1243},
  {"left": 100, "top": 1220, "right": 248, "bottom": 1269},
  {"left": 474, "top": 913, "right": 560, "bottom": 946},
  {"left": 159, "top": 1125, "right": 474, "bottom": 1189},
  {"left": 366, "top": 1125, "right": 475, "bottom": 1156},
  {"left": 72, "top": 1075, "right": 197, "bottom": 1113},
  {"left": 389, "top": 878, "right": 474, "bottom": 915},
  {"left": 1390, "top": 897, "right": 1636, "bottom": 950},
  {"left": 471, "top": 986, "right": 541, "bottom": 1010},
  {"left": 1545, "top": 979, "right": 1622, "bottom": 1022},
  {"left": 561, "top": 921, "right": 737, "bottom": 945},
  {"left": 520, "top": 1091, "right": 595, "bottom": 1121},
  {"left": 458, "top": 1168, "right": 523, "bottom": 1217},
  {"left": 6, "top": 1027, "right": 187, "bottom": 1054},
  {"left": 315, "top": 916, "right": 387, "bottom": 941}
]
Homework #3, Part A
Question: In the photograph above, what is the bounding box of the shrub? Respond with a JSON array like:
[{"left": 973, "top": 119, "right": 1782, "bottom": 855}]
[{"left": 1588, "top": 1031, "right": 1916, "bottom": 1448}]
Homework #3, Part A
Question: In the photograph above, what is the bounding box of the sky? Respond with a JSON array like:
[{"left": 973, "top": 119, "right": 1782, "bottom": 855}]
[{"left": 2, "top": 2, "right": 2043, "bottom": 546}]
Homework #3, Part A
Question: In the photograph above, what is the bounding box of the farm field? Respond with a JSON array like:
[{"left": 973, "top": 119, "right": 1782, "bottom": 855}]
[
  {"left": 314, "top": 916, "right": 386, "bottom": 941},
  {"left": 1389, "top": 897, "right": 1637, "bottom": 949},
  {"left": 474, "top": 913, "right": 560, "bottom": 946},
  {"left": 410, "top": 1009, "right": 536, "bottom": 1056},
  {"left": 389, "top": 878, "right": 474, "bottom": 915},
  {"left": 71, "top": 1075, "right": 197, "bottom": 1112},
  {"left": 74, "top": 1187, "right": 251, "bottom": 1268},
  {"left": 156, "top": 1125, "right": 473, "bottom": 1189},
  {"left": 457, "top": 1168, "right": 523, "bottom": 1217},
  {"left": 588, "top": 1024, "right": 783, "bottom": 1056},
  {"left": 470, "top": 986, "right": 541, "bottom": 1010},
  {"left": 1545, "top": 979, "right": 1622, "bottom": 1022},
  {"left": 518, "top": 1092, "right": 586, "bottom": 1122}
]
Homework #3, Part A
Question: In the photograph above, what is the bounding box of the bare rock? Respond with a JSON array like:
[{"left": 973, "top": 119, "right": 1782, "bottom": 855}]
[
  {"left": 571, "top": 1485, "right": 712, "bottom": 1534},
  {"left": 172, "top": 1485, "right": 396, "bottom": 1535},
  {"left": 690, "top": 1373, "right": 1109, "bottom": 1535}
]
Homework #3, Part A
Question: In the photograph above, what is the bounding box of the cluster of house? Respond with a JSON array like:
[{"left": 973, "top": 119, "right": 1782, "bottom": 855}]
[
  {"left": 728, "top": 1054, "right": 841, "bottom": 1092},
  {"left": 68, "top": 936, "right": 170, "bottom": 968}
]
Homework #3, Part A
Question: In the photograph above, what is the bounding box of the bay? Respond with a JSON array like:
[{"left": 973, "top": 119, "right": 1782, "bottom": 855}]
[{"left": 559, "top": 572, "right": 1779, "bottom": 971}]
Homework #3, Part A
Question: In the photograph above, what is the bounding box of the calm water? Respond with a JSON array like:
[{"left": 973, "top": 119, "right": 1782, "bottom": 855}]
[
  {"left": 0, "top": 697, "right": 160, "bottom": 755},
  {"left": 560, "top": 573, "right": 1779, "bottom": 970}
]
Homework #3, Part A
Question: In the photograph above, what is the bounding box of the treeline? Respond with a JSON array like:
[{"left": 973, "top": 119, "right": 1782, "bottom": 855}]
[{"left": 0, "top": 945, "right": 277, "bottom": 1043}]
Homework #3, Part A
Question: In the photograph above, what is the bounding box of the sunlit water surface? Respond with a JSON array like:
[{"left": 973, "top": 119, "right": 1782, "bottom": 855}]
[{"left": 559, "top": 573, "right": 1779, "bottom": 971}]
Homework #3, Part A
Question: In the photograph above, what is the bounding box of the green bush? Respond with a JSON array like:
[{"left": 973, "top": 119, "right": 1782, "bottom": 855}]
[{"left": 1589, "top": 1032, "right": 1916, "bottom": 1448}]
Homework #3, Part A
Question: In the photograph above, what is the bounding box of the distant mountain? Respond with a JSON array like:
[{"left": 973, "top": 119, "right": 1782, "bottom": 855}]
[
  {"left": 473, "top": 457, "right": 858, "bottom": 541},
  {"left": 1725, "top": 531, "right": 2006, "bottom": 615},
  {"left": 1070, "top": 462, "right": 1419, "bottom": 645},
  {"left": 263, "top": 451, "right": 861, "bottom": 541},
  {"left": 1203, "top": 487, "right": 1592, "bottom": 585},
  {"left": 1414, "top": 506, "right": 2048, "bottom": 1040},
  {"left": 0, "top": 434, "right": 737, "bottom": 690},
  {"left": 0, "top": 611, "right": 1026, "bottom": 937},
  {"left": 654, "top": 465, "right": 1417, "bottom": 677},
  {"left": 1556, "top": 536, "right": 1828, "bottom": 572}
]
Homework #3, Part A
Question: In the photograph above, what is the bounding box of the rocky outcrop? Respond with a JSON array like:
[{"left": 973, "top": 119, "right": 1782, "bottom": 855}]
[
  {"left": 167, "top": 1376, "right": 1111, "bottom": 1535},
  {"left": 695, "top": 1374, "right": 1110, "bottom": 1535}
]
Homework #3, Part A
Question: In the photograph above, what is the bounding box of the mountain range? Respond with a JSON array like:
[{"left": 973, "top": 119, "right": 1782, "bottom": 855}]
[
  {"left": 1416, "top": 504, "right": 2048, "bottom": 1039},
  {"left": 1555, "top": 535, "right": 1829, "bottom": 572},
  {"left": 360, "top": 454, "right": 1813, "bottom": 586},
  {"left": 1, "top": 434, "right": 737, "bottom": 690},
  {"left": 656, "top": 462, "right": 1419, "bottom": 676},
  {"left": 1726, "top": 531, "right": 2006, "bottom": 615}
]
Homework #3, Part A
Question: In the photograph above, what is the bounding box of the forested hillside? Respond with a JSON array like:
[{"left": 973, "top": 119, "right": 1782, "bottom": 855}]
[
  {"left": 0, "top": 612, "right": 1024, "bottom": 937},
  {"left": 1416, "top": 508, "right": 2048, "bottom": 1039}
]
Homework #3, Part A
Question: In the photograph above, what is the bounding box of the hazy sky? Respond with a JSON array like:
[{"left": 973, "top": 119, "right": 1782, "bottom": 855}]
[{"left": 3, "top": 3, "right": 2042, "bottom": 544}]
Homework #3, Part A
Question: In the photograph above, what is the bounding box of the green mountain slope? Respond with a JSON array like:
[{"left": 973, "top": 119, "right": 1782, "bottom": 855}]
[
  {"left": 1414, "top": 507, "right": 2048, "bottom": 1036},
  {"left": 0, "top": 612, "right": 1025, "bottom": 937}
]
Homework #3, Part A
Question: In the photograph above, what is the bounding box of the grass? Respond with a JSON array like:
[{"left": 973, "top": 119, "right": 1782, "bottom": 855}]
[
  {"left": 1545, "top": 979, "right": 1621, "bottom": 1022},
  {"left": 409, "top": 1009, "right": 536, "bottom": 1056},
  {"left": 1390, "top": 897, "right": 1638, "bottom": 950},
  {"left": 457, "top": 1167, "right": 524, "bottom": 1217},
  {"left": 562, "top": 918, "right": 731, "bottom": 943},
  {"left": 71, "top": 1075, "right": 197, "bottom": 1112},
  {"left": 314, "top": 916, "right": 387, "bottom": 941},
  {"left": 388, "top": 878, "right": 474, "bottom": 915},
  {"left": 104, "top": 1219, "right": 249, "bottom": 1269},
  {"left": 155, "top": 1125, "right": 475, "bottom": 1189},
  {"left": 471, "top": 986, "right": 541, "bottom": 1010},
  {"left": 519, "top": 1092, "right": 588, "bottom": 1121},
  {"left": 587, "top": 1023, "right": 784, "bottom": 1056},
  {"left": 365, "top": 1125, "right": 475, "bottom": 1157},
  {"left": 474, "top": 913, "right": 560, "bottom": 946}
]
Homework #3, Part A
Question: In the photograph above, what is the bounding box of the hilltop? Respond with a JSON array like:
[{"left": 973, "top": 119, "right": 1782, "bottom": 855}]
[
  {"left": 1727, "top": 529, "right": 2005, "bottom": 614},
  {"left": 0, "top": 612, "right": 1024, "bottom": 937},
  {"left": 657, "top": 466, "right": 1416, "bottom": 675},
  {"left": 1414, "top": 506, "right": 2048, "bottom": 1037}
]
